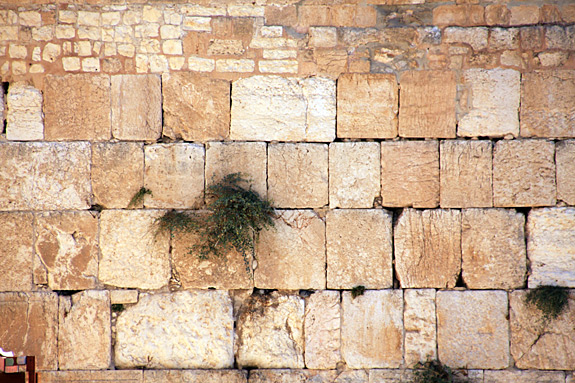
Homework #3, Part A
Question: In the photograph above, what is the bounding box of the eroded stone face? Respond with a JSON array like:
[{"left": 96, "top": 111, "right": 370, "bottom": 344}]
[
  {"left": 484, "top": 370, "right": 566, "bottom": 383},
  {"left": 144, "top": 370, "right": 247, "bottom": 383},
  {"left": 404, "top": 289, "right": 437, "bottom": 365},
  {"left": 0, "top": 212, "right": 33, "bottom": 291},
  {"left": 557, "top": 140, "right": 575, "bottom": 205},
  {"left": 304, "top": 290, "right": 341, "bottom": 369},
  {"left": 248, "top": 370, "right": 341, "bottom": 383},
  {"left": 6, "top": 82, "right": 44, "bottom": 141},
  {"left": 39, "top": 371, "right": 142, "bottom": 383}
]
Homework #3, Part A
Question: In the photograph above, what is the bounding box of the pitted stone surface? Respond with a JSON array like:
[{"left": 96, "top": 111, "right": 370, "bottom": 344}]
[
  {"left": 6, "top": 82, "right": 44, "bottom": 141},
  {"left": 40, "top": 371, "right": 143, "bottom": 383},
  {"left": 304, "top": 290, "right": 341, "bottom": 369},
  {"left": 557, "top": 140, "right": 575, "bottom": 205},
  {"left": 484, "top": 370, "right": 565, "bottom": 383},
  {"left": 248, "top": 370, "right": 343, "bottom": 383},
  {"left": 144, "top": 370, "right": 247, "bottom": 383},
  {"left": 404, "top": 289, "right": 437, "bottom": 365},
  {"left": 110, "top": 290, "right": 138, "bottom": 305},
  {"left": 0, "top": 212, "right": 33, "bottom": 291}
]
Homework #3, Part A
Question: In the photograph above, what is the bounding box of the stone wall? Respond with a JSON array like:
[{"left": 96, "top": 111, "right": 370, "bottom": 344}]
[{"left": 0, "top": 0, "right": 574, "bottom": 382}]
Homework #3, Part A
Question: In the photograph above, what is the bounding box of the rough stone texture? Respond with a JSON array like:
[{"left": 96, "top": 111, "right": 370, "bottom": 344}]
[
  {"left": 337, "top": 73, "right": 398, "bottom": 139},
  {"left": 255, "top": 210, "right": 325, "bottom": 290},
  {"left": 0, "top": 86, "right": 4, "bottom": 129},
  {"left": 437, "top": 290, "right": 509, "bottom": 369},
  {"left": 110, "top": 290, "right": 138, "bottom": 304},
  {"left": 381, "top": 141, "right": 439, "bottom": 208},
  {"left": 493, "top": 140, "right": 556, "bottom": 207},
  {"left": 527, "top": 208, "right": 575, "bottom": 287},
  {"left": 35, "top": 211, "right": 98, "bottom": 290},
  {"left": 304, "top": 290, "right": 341, "bottom": 369},
  {"left": 58, "top": 290, "right": 111, "bottom": 370},
  {"left": 111, "top": 74, "right": 162, "bottom": 141},
  {"left": 462, "top": 209, "right": 526, "bottom": 289},
  {"left": 6, "top": 82, "right": 44, "bottom": 141},
  {"left": 144, "top": 143, "right": 205, "bottom": 209},
  {"left": 369, "top": 369, "right": 413, "bottom": 383},
  {"left": 520, "top": 70, "right": 575, "bottom": 138},
  {"left": 0, "top": 213, "right": 33, "bottom": 291},
  {"left": 0, "top": 142, "right": 91, "bottom": 210},
  {"left": 231, "top": 76, "right": 336, "bottom": 142},
  {"left": 399, "top": 71, "right": 456, "bottom": 138},
  {"left": 458, "top": 68, "right": 520, "bottom": 138},
  {"left": 484, "top": 370, "right": 566, "bottom": 383},
  {"left": 39, "top": 371, "right": 143, "bottom": 383},
  {"left": 510, "top": 290, "right": 575, "bottom": 370},
  {"left": 236, "top": 293, "right": 304, "bottom": 368},
  {"left": 99, "top": 210, "right": 170, "bottom": 289},
  {"left": 326, "top": 209, "right": 393, "bottom": 289},
  {"left": 395, "top": 209, "right": 461, "bottom": 288},
  {"left": 162, "top": 73, "right": 230, "bottom": 141},
  {"left": 144, "top": 370, "right": 247, "bottom": 383},
  {"left": 0, "top": 292, "right": 58, "bottom": 370},
  {"left": 404, "top": 289, "right": 437, "bottom": 365},
  {"left": 44, "top": 74, "right": 111, "bottom": 141},
  {"left": 440, "top": 140, "right": 492, "bottom": 208},
  {"left": 329, "top": 142, "right": 380, "bottom": 209},
  {"left": 341, "top": 290, "right": 403, "bottom": 369},
  {"left": 248, "top": 370, "right": 345, "bottom": 383},
  {"left": 116, "top": 291, "right": 234, "bottom": 369},
  {"left": 557, "top": 140, "right": 575, "bottom": 205},
  {"left": 268, "top": 143, "right": 328, "bottom": 208}
]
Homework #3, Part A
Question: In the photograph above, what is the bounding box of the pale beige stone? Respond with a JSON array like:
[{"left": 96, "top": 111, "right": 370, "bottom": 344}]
[
  {"left": 260, "top": 26, "right": 283, "bottom": 38},
  {"left": 78, "top": 11, "right": 100, "bottom": 26},
  {"left": 82, "top": 57, "right": 101, "bottom": 72},
  {"left": 62, "top": 57, "right": 81, "bottom": 71},
  {"left": 6, "top": 83, "right": 44, "bottom": 141},
  {"left": 110, "top": 290, "right": 138, "bottom": 304},
  {"left": 181, "top": 5, "right": 226, "bottom": 17},
  {"left": 42, "top": 43, "right": 61, "bottom": 63},
  {"left": 228, "top": 5, "right": 264, "bottom": 17},
  {"left": 304, "top": 290, "right": 341, "bottom": 369},
  {"left": 160, "top": 25, "right": 181, "bottom": 39},
  {"left": 489, "top": 28, "right": 519, "bottom": 50},
  {"left": 404, "top": 289, "right": 437, "bottom": 365},
  {"left": 188, "top": 56, "right": 215, "bottom": 71},
  {"left": 0, "top": 213, "right": 33, "bottom": 291},
  {"left": 444, "top": 27, "right": 488, "bottom": 51},
  {"left": 369, "top": 369, "right": 413, "bottom": 383},
  {"left": 207, "top": 39, "right": 245, "bottom": 56},
  {"left": 248, "top": 370, "right": 342, "bottom": 383},
  {"left": 557, "top": 140, "right": 575, "bottom": 205},
  {"left": 9, "top": 44, "right": 27, "bottom": 59},
  {"left": 309, "top": 27, "right": 337, "bottom": 47},
  {"left": 39, "top": 371, "right": 142, "bottom": 383},
  {"left": 484, "top": 370, "right": 565, "bottom": 383},
  {"left": 258, "top": 60, "right": 298, "bottom": 74},
  {"left": 262, "top": 49, "right": 297, "bottom": 59},
  {"left": 142, "top": 5, "right": 162, "bottom": 22},
  {"left": 183, "top": 16, "right": 212, "bottom": 32},
  {"left": 0, "top": 86, "right": 4, "bottom": 128},
  {"left": 163, "top": 40, "right": 183, "bottom": 55},
  {"left": 216, "top": 59, "right": 255, "bottom": 72},
  {"left": 250, "top": 37, "right": 297, "bottom": 49},
  {"left": 144, "top": 370, "right": 247, "bottom": 383}
]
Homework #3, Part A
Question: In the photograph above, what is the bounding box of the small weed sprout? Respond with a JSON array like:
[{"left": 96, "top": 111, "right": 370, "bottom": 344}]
[
  {"left": 129, "top": 187, "right": 153, "bottom": 208},
  {"left": 111, "top": 304, "right": 125, "bottom": 313},
  {"left": 351, "top": 285, "right": 366, "bottom": 299},
  {"left": 525, "top": 285, "right": 569, "bottom": 322},
  {"left": 412, "top": 359, "right": 460, "bottom": 383}
]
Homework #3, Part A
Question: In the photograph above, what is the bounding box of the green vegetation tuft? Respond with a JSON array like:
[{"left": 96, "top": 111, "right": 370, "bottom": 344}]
[
  {"left": 111, "top": 304, "right": 125, "bottom": 313},
  {"left": 412, "top": 359, "right": 459, "bottom": 383},
  {"left": 525, "top": 285, "right": 569, "bottom": 321},
  {"left": 154, "top": 210, "right": 198, "bottom": 238},
  {"left": 351, "top": 285, "right": 366, "bottom": 299},
  {"left": 128, "top": 187, "right": 153, "bottom": 208}
]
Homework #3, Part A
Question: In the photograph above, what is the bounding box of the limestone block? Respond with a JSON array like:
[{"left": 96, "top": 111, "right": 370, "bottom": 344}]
[
  {"left": 44, "top": 74, "right": 111, "bottom": 141},
  {"left": 231, "top": 76, "right": 336, "bottom": 142},
  {"left": 557, "top": 140, "right": 575, "bottom": 205},
  {"left": 162, "top": 73, "right": 230, "bottom": 141},
  {"left": 110, "top": 290, "right": 138, "bottom": 304},
  {"left": 236, "top": 292, "right": 304, "bottom": 368},
  {"left": 395, "top": 209, "right": 461, "bottom": 288},
  {"left": 58, "top": 290, "right": 111, "bottom": 370},
  {"left": 0, "top": 142, "right": 91, "bottom": 210},
  {"left": 144, "top": 143, "right": 205, "bottom": 209},
  {"left": 0, "top": 86, "right": 4, "bottom": 128},
  {"left": 99, "top": 210, "right": 170, "bottom": 289},
  {"left": 341, "top": 290, "right": 403, "bottom": 369},
  {"left": 337, "top": 73, "right": 398, "bottom": 139},
  {"left": 484, "top": 370, "right": 566, "bottom": 383},
  {"left": 144, "top": 370, "right": 247, "bottom": 383},
  {"left": 443, "top": 27, "right": 488, "bottom": 51},
  {"left": 404, "top": 289, "right": 437, "bottom": 365},
  {"left": 0, "top": 213, "right": 33, "bottom": 291},
  {"left": 493, "top": 140, "right": 556, "bottom": 207},
  {"left": 437, "top": 290, "right": 509, "bottom": 369},
  {"left": 510, "top": 290, "right": 575, "bottom": 369},
  {"left": 255, "top": 210, "right": 325, "bottom": 290},
  {"left": 527, "top": 208, "right": 575, "bottom": 287},
  {"left": 304, "top": 291, "right": 341, "bottom": 369},
  {"left": 458, "top": 68, "right": 520, "bottom": 137},
  {"left": 369, "top": 369, "right": 413, "bottom": 383},
  {"left": 248, "top": 370, "right": 342, "bottom": 383},
  {"left": 326, "top": 209, "right": 393, "bottom": 289},
  {"left": 111, "top": 75, "right": 162, "bottom": 141},
  {"left": 0, "top": 292, "right": 58, "bottom": 370},
  {"left": 6, "top": 83, "right": 43, "bottom": 141},
  {"left": 268, "top": 143, "right": 328, "bottom": 208},
  {"left": 381, "top": 141, "right": 439, "bottom": 208},
  {"left": 40, "top": 371, "right": 142, "bottom": 383}
]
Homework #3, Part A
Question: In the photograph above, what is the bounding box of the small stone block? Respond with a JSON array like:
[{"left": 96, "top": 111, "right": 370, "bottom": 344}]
[
  {"left": 110, "top": 290, "right": 138, "bottom": 305},
  {"left": 0, "top": 212, "right": 33, "bottom": 292},
  {"left": 404, "top": 289, "right": 437, "bottom": 365},
  {"left": 557, "top": 140, "right": 575, "bottom": 205},
  {"left": 144, "top": 370, "right": 247, "bottom": 383},
  {"left": 6, "top": 83, "right": 44, "bottom": 141},
  {"left": 304, "top": 291, "right": 341, "bottom": 369},
  {"left": 484, "top": 370, "right": 565, "bottom": 383}
]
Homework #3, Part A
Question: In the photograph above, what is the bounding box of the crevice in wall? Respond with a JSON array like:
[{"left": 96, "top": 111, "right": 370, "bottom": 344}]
[
  {"left": 1, "top": 82, "right": 9, "bottom": 135},
  {"left": 516, "top": 206, "right": 532, "bottom": 290},
  {"left": 454, "top": 271, "right": 467, "bottom": 288},
  {"left": 390, "top": 207, "right": 403, "bottom": 289},
  {"left": 54, "top": 290, "right": 81, "bottom": 296}
]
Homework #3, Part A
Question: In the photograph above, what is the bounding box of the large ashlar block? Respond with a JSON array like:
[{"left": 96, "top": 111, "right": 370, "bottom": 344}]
[
  {"left": 111, "top": 75, "right": 162, "bottom": 141},
  {"left": 268, "top": 143, "right": 328, "bottom": 208},
  {"left": 162, "top": 73, "right": 230, "bottom": 141},
  {"left": 399, "top": 71, "right": 456, "bottom": 138},
  {"left": 404, "top": 289, "right": 437, "bottom": 365},
  {"left": 99, "top": 210, "right": 170, "bottom": 289},
  {"left": 255, "top": 210, "right": 325, "bottom": 289},
  {"left": 341, "top": 290, "right": 403, "bottom": 369},
  {"left": 249, "top": 370, "right": 343, "bottom": 383},
  {"left": 458, "top": 68, "right": 520, "bottom": 137},
  {"left": 304, "top": 290, "right": 341, "bottom": 369},
  {"left": 236, "top": 293, "right": 305, "bottom": 368},
  {"left": 510, "top": 290, "right": 575, "bottom": 369},
  {"left": 40, "top": 371, "right": 142, "bottom": 383},
  {"left": 484, "top": 370, "right": 566, "bottom": 383},
  {"left": 6, "top": 82, "right": 44, "bottom": 141},
  {"left": 0, "top": 142, "right": 91, "bottom": 210},
  {"left": 231, "top": 76, "right": 336, "bottom": 142},
  {"left": 115, "top": 291, "right": 234, "bottom": 369},
  {"left": 557, "top": 140, "right": 575, "bottom": 205},
  {"left": 493, "top": 140, "right": 556, "bottom": 207},
  {"left": 527, "top": 208, "right": 575, "bottom": 287},
  {"left": 326, "top": 209, "right": 393, "bottom": 289},
  {"left": 144, "top": 370, "right": 247, "bottom": 383},
  {"left": 521, "top": 70, "right": 575, "bottom": 138},
  {"left": 437, "top": 290, "right": 509, "bottom": 369},
  {"left": 337, "top": 73, "right": 398, "bottom": 139},
  {"left": 395, "top": 209, "right": 461, "bottom": 288},
  {"left": 381, "top": 141, "right": 439, "bottom": 208},
  {"left": 0, "top": 292, "right": 58, "bottom": 370},
  {"left": 440, "top": 140, "right": 492, "bottom": 208},
  {"left": 369, "top": 369, "right": 413, "bottom": 383},
  {"left": 0, "top": 213, "right": 33, "bottom": 291},
  {"left": 44, "top": 74, "right": 111, "bottom": 141}
]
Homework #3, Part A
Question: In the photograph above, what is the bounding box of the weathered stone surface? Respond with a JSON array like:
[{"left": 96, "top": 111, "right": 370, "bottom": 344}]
[
  {"left": 437, "top": 290, "right": 509, "bottom": 369},
  {"left": 162, "top": 73, "right": 230, "bottom": 141},
  {"left": 458, "top": 68, "right": 520, "bottom": 137},
  {"left": 520, "top": 70, "right": 575, "bottom": 138},
  {"left": 0, "top": 292, "right": 58, "bottom": 370},
  {"left": 0, "top": 142, "right": 91, "bottom": 210},
  {"left": 484, "top": 370, "right": 566, "bottom": 383},
  {"left": 116, "top": 291, "right": 234, "bottom": 369},
  {"left": 40, "top": 371, "right": 143, "bottom": 383},
  {"left": 0, "top": 213, "right": 33, "bottom": 291},
  {"left": 404, "top": 289, "right": 437, "bottom": 365},
  {"left": 381, "top": 141, "right": 439, "bottom": 208},
  {"left": 6, "top": 82, "right": 43, "bottom": 141},
  {"left": 304, "top": 290, "right": 341, "bottom": 369},
  {"left": 341, "top": 290, "right": 403, "bottom": 368},
  {"left": 326, "top": 209, "right": 393, "bottom": 289},
  {"left": 110, "top": 289, "right": 138, "bottom": 304},
  {"left": 231, "top": 76, "right": 335, "bottom": 142},
  {"left": 369, "top": 369, "right": 413, "bottom": 383},
  {"left": 236, "top": 293, "right": 304, "bottom": 368},
  {"left": 268, "top": 143, "right": 328, "bottom": 208},
  {"left": 440, "top": 140, "right": 492, "bottom": 208},
  {"left": 337, "top": 73, "right": 398, "bottom": 139},
  {"left": 0, "top": 87, "right": 5, "bottom": 129},
  {"left": 144, "top": 370, "right": 247, "bottom": 383},
  {"left": 99, "top": 210, "right": 170, "bottom": 289},
  {"left": 510, "top": 290, "right": 575, "bottom": 369},
  {"left": 557, "top": 140, "right": 575, "bottom": 205},
  {"left": 44, "top": 74, "right": 111, "bottom": 141},
  {"left": 248, "top": 370, "right": 343, "bottom": 383},
  {"left": 255, "top": 210, "right": 325, "bottom": 289},
  {"left": 493, "top": 140, "right": 556, "bottom": 207}
]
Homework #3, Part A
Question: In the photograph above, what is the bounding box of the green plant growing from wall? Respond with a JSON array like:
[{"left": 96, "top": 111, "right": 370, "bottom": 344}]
[
  {"left": 128, "top": 187, "right": 153, "bottom": 207},
  {"left": 525, "top": 285, "right": 570, "bottom": 322},
  {"left": 411, "top": 359, "right": 462, "bottom": 383},
  {"left": 351, "top": 285, "right": 366, "bottom": 299}
]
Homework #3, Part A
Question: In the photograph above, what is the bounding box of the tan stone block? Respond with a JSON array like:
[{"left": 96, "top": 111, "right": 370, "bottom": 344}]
[
  {"left": 207, "top": 39, "right": 244, "bottom": 56},
  {"left": 304, "top": 290, "right": 341, "bottom": 370},
  {"left": 144, "top": 370, "right": 247, "bottom": 383},
  {"left": 110, "top": 289, "right": 138, "bottom": 304},
  {"left": 369, "top": 369, "right": 413, "bottom": 383},
  {"left": 488, "top": 28, "right": 519, "bottom": 50},
  {"left": 40, "top": 371, "right": 142, "bottom": 383},
  {"left": 309, "top": 27, "right": 337, "bottom": 48},
  {"left": 557, "top": 141, "right": 575, "bottom": 205},
  {"left": 248, "top": 370, "right": 344, "bottom": 383},
  {"left": 485, "top": 5, "right": 511, "bottom": 26},
  {"left": 216, "top": 59, "right": 255, "bottom": 72},
  {"left": 484, "top": 370, "right": 565, "bottom": 383},
  {"left": 258, "top": 60, "right": 298, "bottom": 74},
  {"left": 404, "top": 289, "right": 437, "bottom": 365},
  {"left": 546, "top": 26, "right": 575, "bottom": 50},
  {"left": 395, "top": 209, "right": 461, "bottom": 288},
  {"left": 0, "top": 213, "right": 33, "bottom": 291},
  {"left": 381, "top": 141, "right": 439, "bottom": 208},
  {"left": 6, "top": 83, "right": 44, "bottom": 141},
  {"left": 443, "top": 27, "right": 488, "bottom": 51},
  {"left": 437, "top": 290, "right": 509, "bottom": 369},
  {"left": 493, "top": 140, "right": 556, "bottom": 207},
  {"left": 510, "top": 5, "right": 539, "bottom": 26}
]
